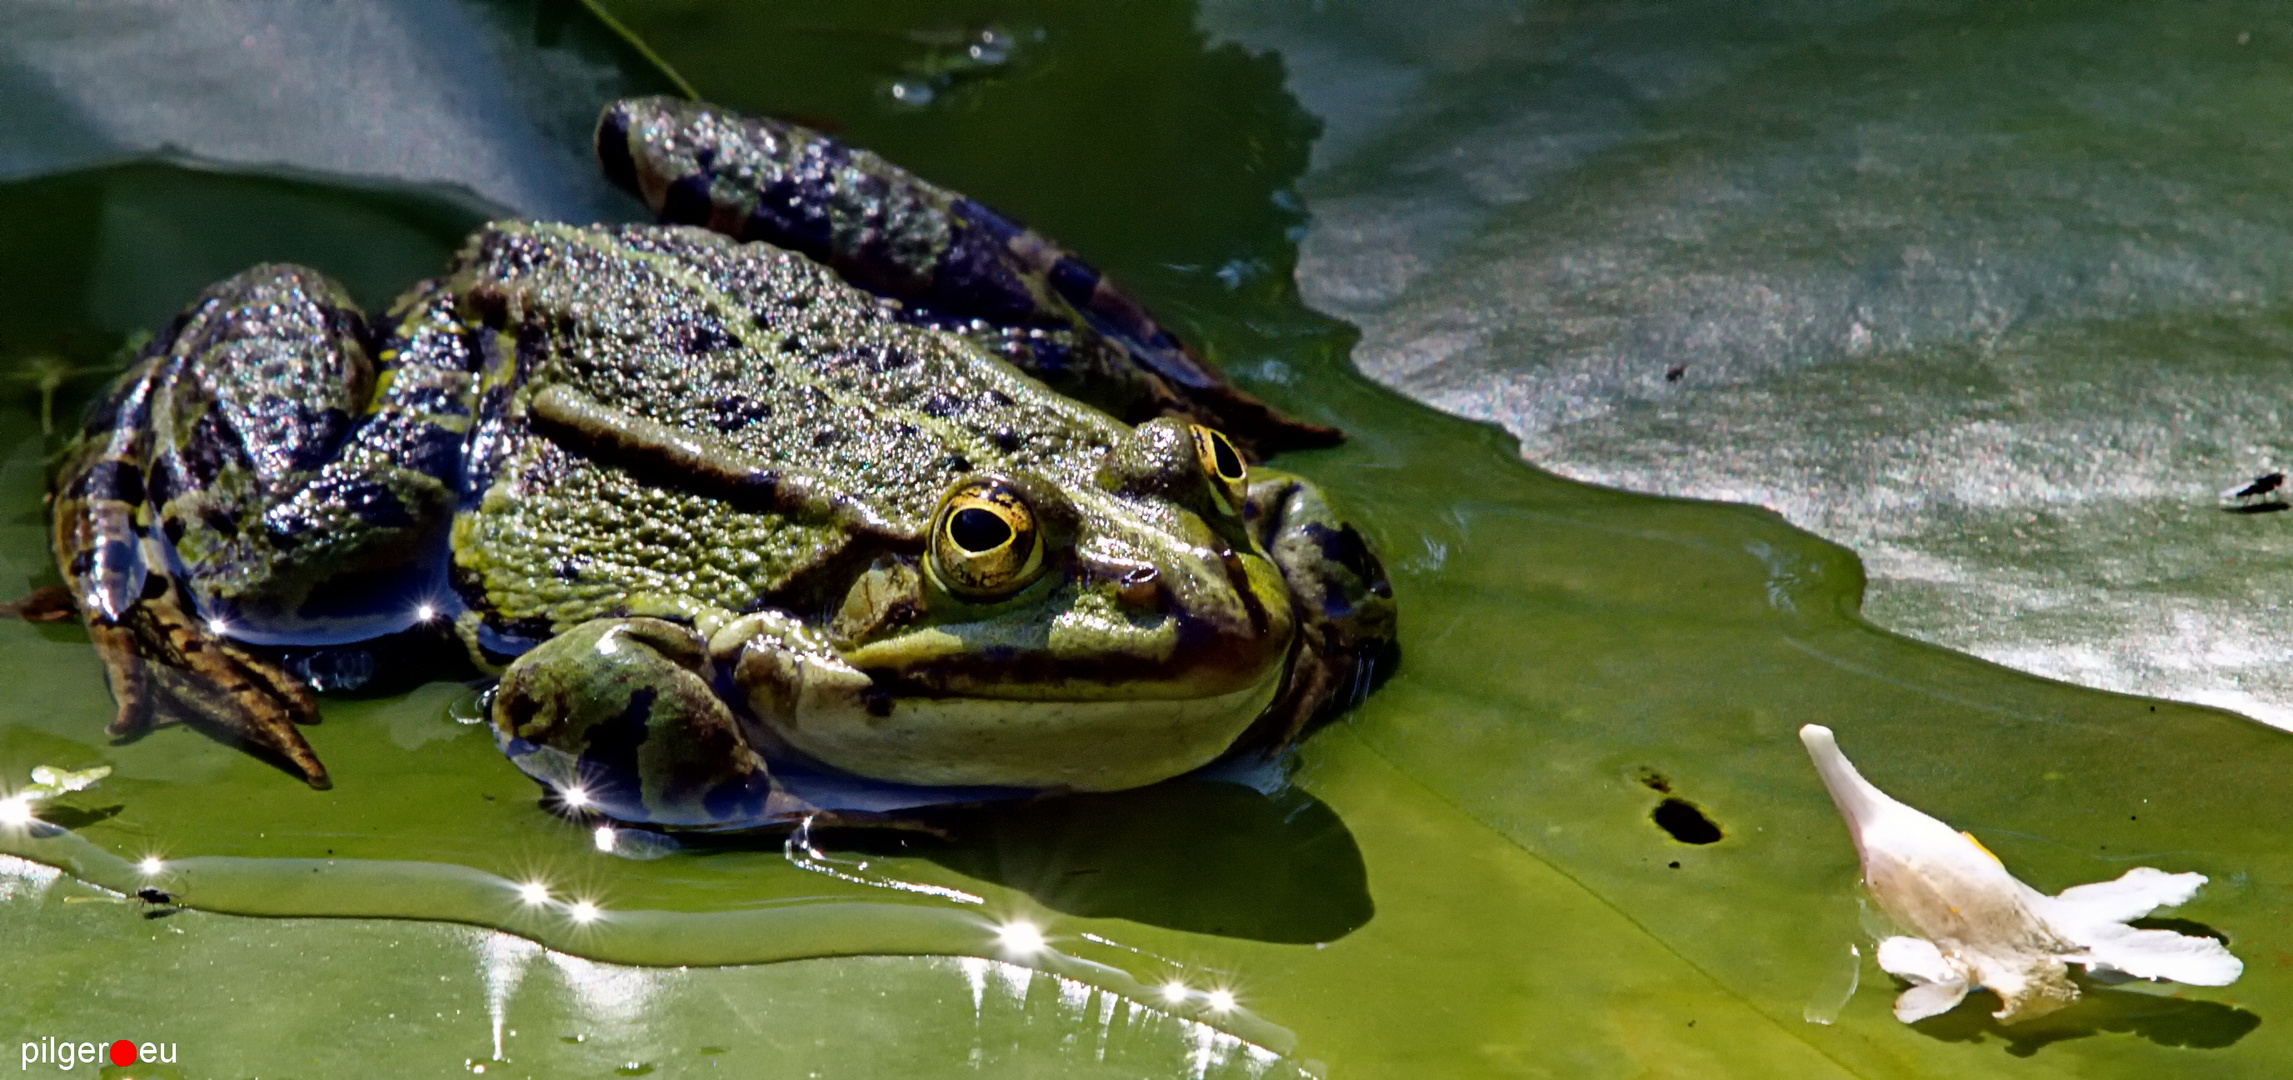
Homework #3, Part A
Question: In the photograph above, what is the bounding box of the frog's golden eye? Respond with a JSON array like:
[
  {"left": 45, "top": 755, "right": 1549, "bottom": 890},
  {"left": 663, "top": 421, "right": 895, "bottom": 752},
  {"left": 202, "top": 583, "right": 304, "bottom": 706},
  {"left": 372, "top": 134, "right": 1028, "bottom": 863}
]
[
  {"left": 1191, "top": 425, "right": 1248, "bottom": 515},
  {"left": 929, "top": 479, "right": 1046, "bottom": 600}
]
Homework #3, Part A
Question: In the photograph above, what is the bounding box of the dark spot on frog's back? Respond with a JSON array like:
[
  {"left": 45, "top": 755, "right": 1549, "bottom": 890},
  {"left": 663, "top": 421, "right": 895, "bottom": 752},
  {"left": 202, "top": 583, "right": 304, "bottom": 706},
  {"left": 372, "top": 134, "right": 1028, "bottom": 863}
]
[
  {"left": 199, "top": 508, "right": 239, "bottom": 541},
  {"left": 396, "top": 423, "right": 464, "bottom": 483},
  {"left": 744, "top": 180, "right": 836, "bottom": 257},
  {"left": 925, "top": 201, "right": 1042, "bottom": 325},
  {"left": 918, "top": 392, "right": 961, "bottom": 419},
  {"left": 709, "top": 395, "right": 770, "bottom": 432},
  {"left": 683, "top": 319, "right": 737, "bottom": 356}
]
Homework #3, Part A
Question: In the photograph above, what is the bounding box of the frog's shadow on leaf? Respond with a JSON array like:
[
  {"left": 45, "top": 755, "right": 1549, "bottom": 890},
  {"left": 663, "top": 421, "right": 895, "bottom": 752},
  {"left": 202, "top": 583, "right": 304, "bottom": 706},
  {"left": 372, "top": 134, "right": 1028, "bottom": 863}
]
[
  {"left": 841, "top": 777, "right": 1374, "bottom": 945},
  {"left": 1907, "top": 972, "right": 2261, "bottom": 1056}
]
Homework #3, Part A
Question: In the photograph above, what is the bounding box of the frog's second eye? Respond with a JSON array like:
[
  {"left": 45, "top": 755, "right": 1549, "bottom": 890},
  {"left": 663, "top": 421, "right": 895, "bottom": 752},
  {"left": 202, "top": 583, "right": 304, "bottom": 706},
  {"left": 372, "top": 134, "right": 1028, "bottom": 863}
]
[
  {"left": 1191, "top": 425, "right": 1248, "bottom": 515},
  {"left": 930, "top": 480, "right": 1046, "bottom": 600}
]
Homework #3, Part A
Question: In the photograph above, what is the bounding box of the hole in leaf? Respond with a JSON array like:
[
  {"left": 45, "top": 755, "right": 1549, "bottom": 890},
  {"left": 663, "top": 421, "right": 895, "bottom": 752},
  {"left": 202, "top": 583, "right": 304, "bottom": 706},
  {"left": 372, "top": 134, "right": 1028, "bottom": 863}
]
[{"left": 1653, "top": 798, "right": 1722, "bottom": 844}]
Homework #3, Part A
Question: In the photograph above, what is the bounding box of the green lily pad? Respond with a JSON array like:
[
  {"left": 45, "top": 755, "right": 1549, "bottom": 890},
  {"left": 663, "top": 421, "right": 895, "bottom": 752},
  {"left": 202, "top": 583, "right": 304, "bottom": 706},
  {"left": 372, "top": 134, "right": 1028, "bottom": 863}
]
[{"left": 1, "top": 1, "right": 2288, "bottom": 1077}]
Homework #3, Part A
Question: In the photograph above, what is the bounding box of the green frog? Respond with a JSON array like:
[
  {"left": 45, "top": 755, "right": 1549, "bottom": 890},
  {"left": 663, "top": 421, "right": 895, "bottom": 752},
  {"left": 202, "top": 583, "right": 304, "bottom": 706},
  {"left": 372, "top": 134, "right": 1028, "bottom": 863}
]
[{"left": 47, "top": 98, "right": 1394, "bottom": 828}]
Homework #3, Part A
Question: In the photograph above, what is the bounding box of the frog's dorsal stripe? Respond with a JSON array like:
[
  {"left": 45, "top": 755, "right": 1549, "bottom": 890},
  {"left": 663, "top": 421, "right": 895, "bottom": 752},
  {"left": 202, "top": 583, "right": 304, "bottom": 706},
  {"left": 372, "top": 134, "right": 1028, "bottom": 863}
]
[{"left": 526, "top": 385, "right": 918, "bottom": 543}]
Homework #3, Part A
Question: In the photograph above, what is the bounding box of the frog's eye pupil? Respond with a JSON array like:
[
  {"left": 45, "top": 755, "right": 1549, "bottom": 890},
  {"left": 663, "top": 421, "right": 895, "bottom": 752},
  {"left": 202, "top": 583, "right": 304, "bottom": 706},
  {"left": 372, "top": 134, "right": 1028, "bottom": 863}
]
[
  {"left": 1210, "top": 433, "right": 1244, "bottom": 481},
  {"left": 949, "top": 507, "right": 1012, "bottom": 553}
]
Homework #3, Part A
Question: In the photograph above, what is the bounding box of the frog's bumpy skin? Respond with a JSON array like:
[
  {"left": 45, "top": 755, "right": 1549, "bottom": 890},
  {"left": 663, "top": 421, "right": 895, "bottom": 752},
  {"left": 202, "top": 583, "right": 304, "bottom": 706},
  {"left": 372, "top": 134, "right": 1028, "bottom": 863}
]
[{"left": 598, "top": 96, "right": 1342, "bottom": 458}]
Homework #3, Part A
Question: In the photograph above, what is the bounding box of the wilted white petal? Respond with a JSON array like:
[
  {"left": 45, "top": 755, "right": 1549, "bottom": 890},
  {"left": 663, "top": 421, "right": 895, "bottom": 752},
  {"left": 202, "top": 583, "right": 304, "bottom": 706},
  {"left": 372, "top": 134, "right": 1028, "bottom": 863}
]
[
  {"left": 1875, "top": 936, "right": 1955, "bottom": 984},
  {"left": 1877, "top": 935, "right": 1973, "bottom": 1021},
  {"left": 2057, "top": 920, "right": 2243, "bottom": 986},
  {"left": 1894, "top": 979, "right": 1974, "bottom": 1023},
  {"left": 2043, "top": 867, "right": 2205, "bottom": 925}
]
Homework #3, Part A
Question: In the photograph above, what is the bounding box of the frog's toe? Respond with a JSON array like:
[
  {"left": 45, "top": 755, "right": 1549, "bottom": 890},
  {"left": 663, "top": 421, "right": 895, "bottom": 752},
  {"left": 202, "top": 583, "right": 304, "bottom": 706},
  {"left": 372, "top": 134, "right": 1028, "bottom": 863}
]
[
  {"left": 1240, "top": 472, "right": 1399, "bottom": 752},
  {"left": 168, "top": 636, "right": 330, "bottom": 789},
  {"left": 83, "top": 590, "right": 331, "bottom": 788},
  {"left": 491, "top": 618, "right": 775, "bottom": 827}
]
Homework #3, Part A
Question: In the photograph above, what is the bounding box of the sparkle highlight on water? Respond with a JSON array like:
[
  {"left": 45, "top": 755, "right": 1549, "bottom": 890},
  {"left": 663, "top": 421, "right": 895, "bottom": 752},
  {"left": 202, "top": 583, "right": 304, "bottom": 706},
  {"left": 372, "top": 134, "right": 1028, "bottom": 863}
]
[{"left": 995, "top": 919, "right": 1046, "bottom": 958}]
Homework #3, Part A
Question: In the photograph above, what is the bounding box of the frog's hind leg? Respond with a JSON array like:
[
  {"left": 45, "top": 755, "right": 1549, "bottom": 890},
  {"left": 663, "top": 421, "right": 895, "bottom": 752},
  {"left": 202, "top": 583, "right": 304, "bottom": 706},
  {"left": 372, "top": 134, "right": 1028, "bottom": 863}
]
[
  {"left": 52, "top": 265, "right": 469, "bottom": 788},
  {"left": 596, "top": 97, "right": 1340, "bottom": 457},
  {"left": 52, "top": 359, "right": 332, "bottom": 785}
]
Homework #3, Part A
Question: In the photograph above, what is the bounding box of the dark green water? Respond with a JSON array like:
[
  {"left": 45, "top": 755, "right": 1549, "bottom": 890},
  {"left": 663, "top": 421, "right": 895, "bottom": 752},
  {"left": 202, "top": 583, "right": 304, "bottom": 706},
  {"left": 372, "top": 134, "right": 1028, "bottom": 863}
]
[{"left": 1, "top": 2, "right": 2288, "bottom": 1077}]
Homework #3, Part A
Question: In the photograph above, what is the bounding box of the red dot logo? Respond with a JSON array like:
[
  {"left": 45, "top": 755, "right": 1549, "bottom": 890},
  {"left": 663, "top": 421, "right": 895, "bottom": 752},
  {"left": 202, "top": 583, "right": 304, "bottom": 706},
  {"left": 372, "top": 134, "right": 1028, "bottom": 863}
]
[{"left": 109, "top": 1040, "right": 136, "bottom": 1067}]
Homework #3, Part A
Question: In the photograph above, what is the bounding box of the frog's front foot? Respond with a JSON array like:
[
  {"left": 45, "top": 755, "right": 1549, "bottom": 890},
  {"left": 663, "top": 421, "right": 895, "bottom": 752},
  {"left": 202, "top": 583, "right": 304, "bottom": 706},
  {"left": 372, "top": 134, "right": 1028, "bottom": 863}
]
[
  {"left": 491, "top": 618, "right": 775, "bottom": 826},
  {"left": 1240, "top": 472, "right": 1399, "bottom": 752}
]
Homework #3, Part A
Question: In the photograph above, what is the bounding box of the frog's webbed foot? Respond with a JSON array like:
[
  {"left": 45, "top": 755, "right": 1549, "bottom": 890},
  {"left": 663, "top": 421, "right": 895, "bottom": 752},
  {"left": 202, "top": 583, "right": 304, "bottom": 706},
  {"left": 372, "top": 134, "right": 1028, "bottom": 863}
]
[
  {"left": 96, "top": 586, "right": 330, "bottom": 789},
  {"left": 491, "top": 618, "right": 777, "bottom": 827},
  {"left": 1237, "top": 472, "right": 1398, "bottom": 753},
  {"left": 596, "top": 96, "right": 1340, "bottom": 457}
]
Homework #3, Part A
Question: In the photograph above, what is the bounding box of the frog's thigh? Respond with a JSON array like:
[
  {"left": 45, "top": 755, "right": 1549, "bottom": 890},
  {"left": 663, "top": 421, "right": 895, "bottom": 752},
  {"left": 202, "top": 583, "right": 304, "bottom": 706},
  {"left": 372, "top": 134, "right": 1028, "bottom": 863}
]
[
  {"left": 492, "top": 618, "right": 772, "bottom": 827},
  {"left": 51, "top": 265, "right": 383, "bottom": 787},
  {"left": 1240, "top": 471, "right": 1399, "bottom": 750}
]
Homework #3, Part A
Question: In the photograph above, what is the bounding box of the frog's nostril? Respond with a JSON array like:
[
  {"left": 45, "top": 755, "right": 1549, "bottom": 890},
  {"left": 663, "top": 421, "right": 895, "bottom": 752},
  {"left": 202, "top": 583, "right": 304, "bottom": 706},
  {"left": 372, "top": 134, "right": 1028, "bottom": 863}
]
[{"left": 1117, "top": 566, "right": 1163, "bottom": 609}]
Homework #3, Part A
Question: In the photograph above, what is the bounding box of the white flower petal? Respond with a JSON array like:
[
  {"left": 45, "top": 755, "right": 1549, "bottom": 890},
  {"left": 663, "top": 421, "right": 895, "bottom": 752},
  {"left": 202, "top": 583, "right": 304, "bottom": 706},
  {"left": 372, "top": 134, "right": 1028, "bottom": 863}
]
[
  {"left": 2066, "top": 922, "right": 2244, "bottom": 986},
  {"left": 2044, "top": 867, "right": 2206, "bottom": 926},
  {"left": 1893, "top": 979, "right": 1973, "bottom": 1024},
  {"left": 1875, "top": 937, "right": 1978, "bottom": 1022},
  {"left": 1875, "top": 936, "right": 1956, "bottom": 984}
]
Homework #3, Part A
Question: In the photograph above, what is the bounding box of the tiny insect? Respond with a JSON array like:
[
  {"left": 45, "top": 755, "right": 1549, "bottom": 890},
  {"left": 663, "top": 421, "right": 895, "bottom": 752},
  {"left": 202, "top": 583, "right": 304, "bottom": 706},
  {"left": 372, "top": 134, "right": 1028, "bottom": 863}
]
[
  {"left": 2232, "top": 472, "right": 2284, "bottom": 499},
  {"left": 134, "top": 886, "right": 174, "bottom": 906},
  {"left": 1665, "top": 365, "right": 1688, "bottom": 383},
  {"left": 2222, "top": 471, "right": 2289, "bottom": 512}
]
